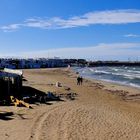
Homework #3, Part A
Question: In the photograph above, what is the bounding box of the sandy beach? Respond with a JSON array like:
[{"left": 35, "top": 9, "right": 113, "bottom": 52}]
[{"left": 0, "top": 68, "right": 140, "bottom": 140}]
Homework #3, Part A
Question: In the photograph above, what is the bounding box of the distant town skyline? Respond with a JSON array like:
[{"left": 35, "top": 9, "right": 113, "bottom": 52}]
[{"left": 0, "top": 0, "right": 140, "bottom": 60}]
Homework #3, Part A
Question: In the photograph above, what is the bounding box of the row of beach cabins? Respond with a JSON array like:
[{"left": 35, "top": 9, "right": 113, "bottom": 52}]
[
  {"left": 0, "top": 58, "right": 87, "bottom": 69},
  {"left": 0, "top": 58, "right": 66, "bottom": 69}
]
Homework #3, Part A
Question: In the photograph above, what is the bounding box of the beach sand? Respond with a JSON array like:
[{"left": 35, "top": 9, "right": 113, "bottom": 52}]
[{"left": 0, "top": 68, "right": 140, "bottom": 140}]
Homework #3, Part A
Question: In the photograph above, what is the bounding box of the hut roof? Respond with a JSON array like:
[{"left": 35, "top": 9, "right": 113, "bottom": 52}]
[
  {"left": 0, "top": 68, "right": 23, "bottom": 78},
  {"left": 3, "top": 68, "right": 23, "bottom": 76}
]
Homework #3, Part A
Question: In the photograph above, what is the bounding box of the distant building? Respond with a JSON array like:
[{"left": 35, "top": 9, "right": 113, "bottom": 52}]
[{"left": 0, "top": 58, "right": 87, "bottom": 69}]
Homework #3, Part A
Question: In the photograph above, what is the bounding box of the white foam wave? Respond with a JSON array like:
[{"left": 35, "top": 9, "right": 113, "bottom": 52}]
[
  {"left": 89, "top": 69, "right": 140, "bottom": 79},
  {"left": 74, "top": 67, "right": 140, "bottom": 88},
  {"left": 129, "top": 83, "right": 140, "bottom": 88},
  {"left": 110, "top": 68, "right": 119, "bottom": 72},
  {"left": 94, "top": 70, "right": 111, "bottom": 74}
]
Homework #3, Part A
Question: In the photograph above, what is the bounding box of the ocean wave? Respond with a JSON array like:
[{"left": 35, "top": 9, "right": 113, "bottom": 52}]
[
  {"left": 129, "top": 83, "right": 140, "bottom": 88},
  {"left": 127, "top": 70, "right": 140, "bottom": 74},
  {"left": 94, "top": 70, "right": 111, "bottom": 74},
  {"left": 89, "top": 68, "right": 140, "bottom": 79},
  {"left": 73, "top": 66, "right": 140, "bottom": 88},
  {"left": 110, "top": 68, "right": 119, "bottom": 72}
]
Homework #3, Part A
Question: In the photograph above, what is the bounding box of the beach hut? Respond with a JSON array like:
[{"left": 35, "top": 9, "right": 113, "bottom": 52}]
[{"left": 0, "top": 68, "right": 23, "bottom": 100}]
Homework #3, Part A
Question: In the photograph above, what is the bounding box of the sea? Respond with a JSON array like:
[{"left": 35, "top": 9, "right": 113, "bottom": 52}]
[{"left": 72, "top": 66, "right": 140, "bottom": 89}]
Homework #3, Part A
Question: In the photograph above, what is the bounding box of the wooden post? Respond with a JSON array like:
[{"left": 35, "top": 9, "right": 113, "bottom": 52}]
[{"left": 7, "top": 74, "right": 10, "bottom": 95}]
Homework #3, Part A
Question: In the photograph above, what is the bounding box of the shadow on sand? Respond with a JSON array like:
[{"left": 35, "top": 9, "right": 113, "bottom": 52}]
[
  {"left": 0, "top": 85, "right": 64, "bottom": 107},
  {"left": 0, "top": 112, "right": 14, "bottom": 121},
  {"left": 20, "top": 86, "right": 64, "bottom": 104}
]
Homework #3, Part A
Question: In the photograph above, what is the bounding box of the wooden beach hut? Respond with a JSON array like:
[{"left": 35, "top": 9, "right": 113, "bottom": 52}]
[{"left": 0, "top": 68, "right": 23, "bottom": 101}]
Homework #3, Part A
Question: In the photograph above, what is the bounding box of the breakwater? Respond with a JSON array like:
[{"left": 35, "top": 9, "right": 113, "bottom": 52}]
[{"left": 87, "top": 61, "right": 140, "bottom": 67}]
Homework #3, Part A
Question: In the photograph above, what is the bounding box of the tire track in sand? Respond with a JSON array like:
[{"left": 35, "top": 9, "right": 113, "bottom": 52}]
[
  {"left": 38, "top": 103, "right": 96, "bottom": 140},
  {"left": 29, "top": 100, "right": 140, "bottom": 140},
  {"left": 29, "top": 102, "right": 82, "bottom": 140},
  {"left": 29, "top": 103, "right": 66, "bottom": 140}
]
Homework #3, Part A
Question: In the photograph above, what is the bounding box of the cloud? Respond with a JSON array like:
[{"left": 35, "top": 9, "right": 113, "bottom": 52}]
[
  {"left": 14, "top": 42, "right": 140, "bottom": 60},
  {"left": 1, "top": 9, "right": 140, "bottom": 32},
  {"left": 0, "top": 24, "right": 22, "bottom": 32},
  {"left": 124, "top": 34, "right": 140, "bottom": 38}
]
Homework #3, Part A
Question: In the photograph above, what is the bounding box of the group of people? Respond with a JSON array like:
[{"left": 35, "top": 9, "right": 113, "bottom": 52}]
[{"left": 77, "top": 76, "right": 83, "bottom": 85}]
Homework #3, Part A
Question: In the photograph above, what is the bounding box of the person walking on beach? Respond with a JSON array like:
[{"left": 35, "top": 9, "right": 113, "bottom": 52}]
[
  {"left": 80, "top": 76, "right": 83, "bottom": 85},
  {"left": 77, "top": 76, "right": 83, "bottom": 85},
  {"left": 77, "top": 76, "right": 80, "bottom": 85}
]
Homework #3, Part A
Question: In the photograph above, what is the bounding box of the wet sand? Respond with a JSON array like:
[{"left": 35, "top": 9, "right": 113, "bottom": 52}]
[{"left": 0, "top": 68, "right": 140, "bottom": 140}]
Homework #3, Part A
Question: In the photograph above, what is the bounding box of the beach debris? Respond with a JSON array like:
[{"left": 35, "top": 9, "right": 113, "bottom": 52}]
[
  {"left": 5, "top": 133, "right": 9, "bottom": 137},
  {"left": 66, "top": 93, "right": 75, "bottom": 100},
  {"left": 10, "top": 96, "right": 32, "bottom": 108},
  {"left": 56, "top": 82, "right": 61, "bottom": 87},
  {"left": 105, "top": 89, "right": 128, "bottom": 97},
  {"left": 22, "top": 91, "right": 61, "bottom": 104},
  {"left": 122, "top": 93, "right": 140, "bottom": 101},
  {"left": 64, "top": 86, "right": 71, "bottom": 91},
  {"left": 46, "top": 91, "right": 60, "bottom": 101},
  {"left": 47, "top": 83, "right": 54, "bottom": 86},
  {"left": 89, "top": 82, "right": 105, "bottom": 89},
  {"left": 57, "top": 92, "right": 78, "bottom": 100}
]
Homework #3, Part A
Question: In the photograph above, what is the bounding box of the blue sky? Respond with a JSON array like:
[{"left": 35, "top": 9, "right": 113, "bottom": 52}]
[{"left": 0, "top": 0, "right": 140, "bottom": 60}]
